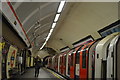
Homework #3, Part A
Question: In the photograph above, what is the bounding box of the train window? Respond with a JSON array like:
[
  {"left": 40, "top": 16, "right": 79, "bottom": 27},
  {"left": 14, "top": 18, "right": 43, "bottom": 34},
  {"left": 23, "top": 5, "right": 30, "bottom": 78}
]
[{"left": 82, "top": 50, "right": 86, "bottom": 68}]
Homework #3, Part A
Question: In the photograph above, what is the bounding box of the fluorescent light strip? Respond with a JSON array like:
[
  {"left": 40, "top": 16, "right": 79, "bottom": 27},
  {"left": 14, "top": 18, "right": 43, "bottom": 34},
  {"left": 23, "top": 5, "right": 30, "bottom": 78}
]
[
  {"left": 57, "top": 0, "right": 66, "bottom": 13},
  {"left": 40, "top": 0, "right": 66, "bottom": 50},
  {"left": 52, "top": 23, "right": 56, "bottom": 29},
  {"left": 40, "top": 29, "right": 54, "bottom": 50},
  {"left": 40, "top": 42, "right": 46, "bottom": 50},
  {"left": 46, "top": 29, "right": 53, "bottom": 41},
  {"left": 50, "top": 29, "right": 53, "bottom": 34},
  {"left": 54, "top": 14, "right": 60, "bottom": 22}
]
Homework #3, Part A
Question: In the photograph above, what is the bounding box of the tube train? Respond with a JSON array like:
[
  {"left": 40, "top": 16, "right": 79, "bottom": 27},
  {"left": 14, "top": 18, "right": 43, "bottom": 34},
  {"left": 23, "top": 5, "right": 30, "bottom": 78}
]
[{"left": 46, "top": 32, "right": 120, "bottom": 80}]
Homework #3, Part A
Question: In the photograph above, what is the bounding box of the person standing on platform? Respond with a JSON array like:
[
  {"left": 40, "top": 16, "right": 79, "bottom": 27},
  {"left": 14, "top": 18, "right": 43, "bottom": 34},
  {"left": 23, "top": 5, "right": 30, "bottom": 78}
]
[{"left": 34, "top": 56, "right": 42, "bottom": 77}]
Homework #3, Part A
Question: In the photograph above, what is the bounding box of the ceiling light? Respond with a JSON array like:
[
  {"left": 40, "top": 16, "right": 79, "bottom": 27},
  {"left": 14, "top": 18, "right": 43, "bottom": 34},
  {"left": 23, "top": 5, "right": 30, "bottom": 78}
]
[
  {"left": 50, "top": 29, "right": 53, "bottom": 34},
  {"left": 54, "top": 14, "right": 60, "bottom": 22},
  {"left": 57, "top": 0, "right": 66, "bottom": 13},
  {"left": 40, "top": 42, "right": 46, "bottom": 50},
  {"left": 52, "top": 23, "right": 56, "bottom": 29},
  {"left": 39, "top": 29, "right": 54, "bottom": 50},
  {"left": 46, "top": 33, "right": 51, "bottom": 40}
]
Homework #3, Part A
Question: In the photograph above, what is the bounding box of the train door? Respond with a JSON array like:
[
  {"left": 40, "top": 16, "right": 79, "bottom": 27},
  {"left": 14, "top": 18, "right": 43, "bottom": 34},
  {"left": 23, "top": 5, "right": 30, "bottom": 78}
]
[
  {"left": 70, "top": 50, "right": 75, "bottom": 79},
  {"left": 79, "top": 45, "right": 88, "bottom": 79},
  {"left": 58, "top": 55, "right": 60, "bottom": 72},
  {"left": 47, "top": 58, "right": 49, "bottom": 67},
  {"left": 68, "top": 51, "right": 72, "bottom": 77},
  {"left": 52, "top": 56, "right": 55, "bottom": 70},
  {"left": 64, "top": 54, "right": 67, "bottom": 75},
  {"left": 47, "top": 57, "right": 50, "bottom": 68},
  {"left": 55, "top": 56, "right": 57, "bottom": 71},
  {"left": 60, "top": 55, "right": 63, "bottom": 74},
  {"left": 56, "top": 55, "right": 59, "bottom": 72},
  {"left": 107, "top": 34, "right": 120, "bottom": 79},
  {"left": 75, "top": 45, "right": 83, "bottom": 79},
  {"left": 88, "top": 40, "right": 100, "bottom": 79},
  {"left": 61, "top": 53, "right": 64, "bottom": 75},
  {"left": 116, "top": 35, "right": 120, "bottom": 79},
  {"left": 48, "top": 57, "right": 51, "bottom": 69},
  {"left": 63, "top": 53, "right": 67, "bottom": 76},
  {"left": 50, "top": 57, "right": 52, "bottom": 69},
  {"left": 79, "top": 42, "right": 94, "bottom": 79},
  {"left": 66, "top": 50, "right": 73, "bottom": 77},
  {"left": 95, "top": 32, "right": 119, "bottom": 78},
  {"left": 48, "top": 57, "right": 51, "bottom": 68}
]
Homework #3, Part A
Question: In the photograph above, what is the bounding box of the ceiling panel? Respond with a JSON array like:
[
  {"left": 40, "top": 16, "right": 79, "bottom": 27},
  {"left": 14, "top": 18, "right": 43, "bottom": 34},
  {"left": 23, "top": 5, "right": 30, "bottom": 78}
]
[
  {"left": 36, "top": 32, "right": 49, "bottom": 41},
  {"left": 23, "top": 11, "right": 40, "bottom": 32},
  {"left": 40, "top": 15, "right": 54, "bottom": 26},
  {"left": 10, "top": 2, "right": 60, "bottom": 53},
  {"left": 35, "top": 24, "right": 51, "bottom": 35},
  {"left": 15, "top": 2, "right": 40, "bottom": 23},
  {"left": 11, "top": 2, "right": 16, "bottom": 5},
  {"left": 27, "top": 25, "right": 35, "bottom": 37},
  {"left": 40, "top": 2, "right": 59, "bottom": 18}
]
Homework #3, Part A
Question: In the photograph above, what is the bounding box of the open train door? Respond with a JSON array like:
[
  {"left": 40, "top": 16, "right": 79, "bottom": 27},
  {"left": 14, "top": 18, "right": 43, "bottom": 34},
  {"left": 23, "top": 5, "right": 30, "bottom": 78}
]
[
  {"left": 95, "top": 32, "right": 119, "bottom": 79},
  {"left": 107, "top": 34, "right": 120, "bottom": 79}
]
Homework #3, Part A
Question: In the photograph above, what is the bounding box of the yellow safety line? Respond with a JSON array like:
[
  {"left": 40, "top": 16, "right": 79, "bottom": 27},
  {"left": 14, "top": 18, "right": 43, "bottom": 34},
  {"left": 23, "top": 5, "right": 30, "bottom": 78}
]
[{"left": 43, "top": 68, "right": 63, "bottom": 80}]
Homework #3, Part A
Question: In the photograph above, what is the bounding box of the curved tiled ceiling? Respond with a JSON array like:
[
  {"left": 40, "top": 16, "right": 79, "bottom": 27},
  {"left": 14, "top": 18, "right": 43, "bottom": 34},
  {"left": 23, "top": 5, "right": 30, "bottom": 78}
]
[{"left": 11, "top": 2, "right": 59, "bottom": 53}]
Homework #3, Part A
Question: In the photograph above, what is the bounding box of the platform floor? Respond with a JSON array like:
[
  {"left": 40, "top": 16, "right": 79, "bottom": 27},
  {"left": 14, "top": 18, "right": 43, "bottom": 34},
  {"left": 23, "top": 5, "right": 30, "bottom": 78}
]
[{"left": 14, "top": 68, "right": 66, "bottom": 80}]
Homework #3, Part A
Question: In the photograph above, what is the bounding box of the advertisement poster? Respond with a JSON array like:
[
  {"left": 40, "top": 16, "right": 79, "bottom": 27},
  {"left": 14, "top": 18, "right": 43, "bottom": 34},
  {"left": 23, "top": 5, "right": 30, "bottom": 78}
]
[
  {"left": 0, "top": 42, "right": 5, "bottom": 80},
  {"left": 6, "top": 45, "right": 18, "bottom": 78}
]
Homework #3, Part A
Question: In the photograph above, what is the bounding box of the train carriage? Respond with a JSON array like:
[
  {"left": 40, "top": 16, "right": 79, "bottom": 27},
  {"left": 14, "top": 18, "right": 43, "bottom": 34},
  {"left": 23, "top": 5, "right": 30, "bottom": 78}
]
[
  {"left": 107, "top": 34, "right": 120, "bottom": 79},
  {"left": 46, "top": 32, "right": 120, "bottom": 80},
  {"left": 75, "top": 45, "right": 84, "bottom": 79},
  {"left": 95, "top": 32, "right": 119, "bottom": 78},
  {"left": 79, "top": 42, "right": 94, "bottom": 79},
  {"left": 88, "top": 40, "right": 101, "bottom": 79},
  {"left": 70, "top": 46, "right": 82, "bottom": 79}
]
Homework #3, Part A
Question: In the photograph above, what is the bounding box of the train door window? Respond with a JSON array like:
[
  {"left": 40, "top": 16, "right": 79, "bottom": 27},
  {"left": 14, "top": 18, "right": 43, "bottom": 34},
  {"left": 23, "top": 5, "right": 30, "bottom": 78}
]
[
  {"left": 82, "top": 50, "right": 86, "bottom": 68},
  {"left": 82, "top": 46, "right": 89, "bottom": 68},
  {"left": 60, "top": 56, "right": 62, "bottom": 65},
  {"left": 76, "top": 46, "right": 83, "bottom": 64},
  {"left": 76, "top": 50, "right": 80, "bottom": 64},
  {"left": 71, "top": 53, "right": 74, "bottom": 66},
  {"left": 64, "top": 55, "right": 66, "bottom": 66},
  {"left": 68, "top": 54, "right": 71, "bottom": 75}
]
